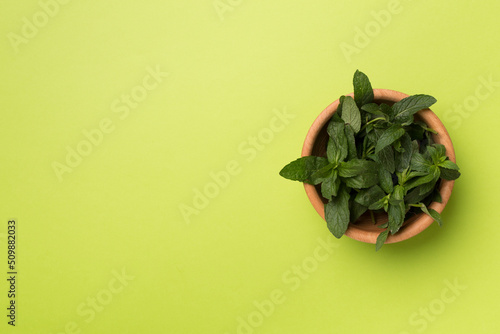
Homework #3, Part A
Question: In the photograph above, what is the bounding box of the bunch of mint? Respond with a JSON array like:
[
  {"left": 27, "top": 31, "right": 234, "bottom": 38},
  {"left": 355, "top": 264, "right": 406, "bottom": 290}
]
[{"left": 279, "top": 70, "right": 460, "bottom": 250}]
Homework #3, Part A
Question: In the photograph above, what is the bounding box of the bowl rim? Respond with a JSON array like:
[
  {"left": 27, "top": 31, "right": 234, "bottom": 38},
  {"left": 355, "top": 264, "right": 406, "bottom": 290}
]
[{"left": 301, "top": 89, "right": 456, "bottom": 244}]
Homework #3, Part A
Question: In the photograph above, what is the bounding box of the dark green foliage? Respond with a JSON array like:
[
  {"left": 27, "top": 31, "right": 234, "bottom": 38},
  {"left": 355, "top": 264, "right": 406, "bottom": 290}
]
[{"left": 279, "top": 70, "right": 461, "bottom": 250}]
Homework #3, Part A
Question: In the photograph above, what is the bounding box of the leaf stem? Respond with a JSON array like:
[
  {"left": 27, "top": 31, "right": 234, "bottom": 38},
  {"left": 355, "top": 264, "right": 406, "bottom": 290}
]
[{"left": 360, "top": 117, "right": 385, "bottom": 132}]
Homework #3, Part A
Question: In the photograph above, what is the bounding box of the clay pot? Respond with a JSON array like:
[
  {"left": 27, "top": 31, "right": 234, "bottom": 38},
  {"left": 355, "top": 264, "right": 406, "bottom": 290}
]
[{"left": 301, "top": 89, "right": 456, "bottom": 244}]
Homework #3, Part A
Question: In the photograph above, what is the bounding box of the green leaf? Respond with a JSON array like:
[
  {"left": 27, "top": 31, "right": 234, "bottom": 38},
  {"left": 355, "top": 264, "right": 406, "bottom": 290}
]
[
  {"left": 388, "top": 186, "right": 405, "bottom": 234},
  {"left": 355, "top": 185, "right": 386, "bottom": 207},
  {"left": 388, "top": 203, "right": 405, "bottom": 234},
  {"left": 309, "top": 163, "right": 335, "bottom": 185},
  {"left": 327, "top": 119, "right": 348, "bottom": 163},
  {"left": 361, "top": 103, "right": 380, "bottom": 113},
  {"left": 338, "top": 159, "right": 378, "bottom": 178},
  {"left": 353, "top": 70, "right": 374, "bottom": 107},
  {"left": 427, "top": 145, "right": 442, "bottom": 165},
  {"left": 405, "top": 166, "right": 439, "bottom": 191},
  {"left": 405, "top": 170, "right": 429, "bottom": 181},
  {"left": 326, "top": 137, "right": 337, "bottom": 163},
  {"left": 380, "top": 103, "right": 394, "bottom": 120},
  {"left": 377, "top": 145, "right": 396, "bottom": 173},
  {"left": 405, "top": 186, "right": 432, "bottom": 205},
  {"left": 375, "top": 125, "right": 405, "bottom": 154},
  {"left": 440, "top": 167, "right": 461, "bottom": 180},
  {"left": 375, "top": 230, "right": 389, "bottom": 251},
  {"left": 345, "top": 124, "right": 357, "bottom": 160},
  {"left": 344, "top": 172, "right": 379, "bottom": 189},
  {"left": 350, "top": 200, "right": 367, "bottom": 223},
  {"left": 439, "top": 160, "right": 459, "bottom": 170},
  {"left": 420, "top": 204, "right": 443, "bottom": 227},
  {"left": 378, "top": 166, "right": 394, "bottom": 194},
  {"left": 431, "top": 188, "right": 443, "bottom": 203},
  {"left": 368, "top": 196, "right": 386, "bottom": 210},
  {"left": 279, "top": 156, "right": 329, "bottom": 182},
  {"left": 393, "top": 94, "right": 437, "bottom": 125},
  {"left": 321, "top": 170, "right": 340, "bottom": 200},
  {"left": 410, "top": 152, "right": 432, "bottom": 172},
  {"left": 337, "top": 96, "right": 346, "bottom": 114},
  {"left": 341, "top": 96, "right": 362, "bottom": 133},
  {"left": 325, "top": 186, "right": 351, "bottom": 238},
  {"left": 418, "top": 166, "right": 441, "bottom": 195},
  {"left": 395, "top": 133, "right": 413, "bottom": 172},
  {"left": 433, "top": 144, "right": 446, "bottom": 158}
]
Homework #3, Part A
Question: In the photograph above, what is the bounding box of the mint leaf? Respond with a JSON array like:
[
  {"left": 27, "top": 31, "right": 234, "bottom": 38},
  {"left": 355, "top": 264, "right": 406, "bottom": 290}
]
[
  {"left": 433, "top": 144, "right": 446, "bottom": 158},
  {"left": 355, "top": 185, "right": 386, "bottom": 207},
  {"left": 344, "top": 172, "right": 379, "bottom": 189},
  {"left": 325, "top": 186, "right": 350, "bottom": 238},
  {"left": 420, "top": 204, "right": 443, "bottom": 227},
  {"left": 440, "top": 167, "right": 461, "bottom": 180},
  {"left": 345, "top": 124, "right": 357, "bottom": 160},
  {"left": 380, "top": 103, "right": 394, "bottom": 120},
  {"left": 405, "top": 186, "right": 432, "bottom": 204},
  {"left": 341, "top": 96, "right": 362, "bottom": 133},
  {"left": 321, "top": 170, "right": 340, "bottom": 200},
  {"left": 388, "top": 203, "right": 405, "bottom": 234},
  {"left": 427, "top": 145, "right": 442, "bottom": 165},
  {"left": 439, "top": 160, "right": 459, "bottom": 170},
  {"left": 361, "top": 103, "right": 380, "bottom": 113},
  {"left": 405, "top": 166, "right": 438, "bottom": 191},
  {"left": 353, "top": 70, "right": 374, "bottom": 107},
  {"left": 417, "top": 166, "right": 441, "bottom": 195},
  {"left": 388, "top": 186, "right": 405, "bottom": 234},
  {"left": 378, "top": 166, "right": 394, "bottom": 194},
  {"left": 369, "top": 196, "right": 386, "bottom": 210},
  {"left": 280, "top": 156, "right": 329, "bottom": 182},
  {"left": 393, "top": 94, "right": 437, "bottom": 125},
  {"left": 376, "top": 230, "right": 389, "bottom": 251},
  {"left": 432, "top": 189, "right": 443, "bottom": 203},
  {"left": 337, "top": 95, "right": 345, "bottom": 114},
  {"left": 375, "top": 125, "right": 405, "bottom": 154},
  {"left": 350, "top": 200, "right": 367, "bottom": 223},
  {"left": 377, "top": 145, "right": 396, "bottom": 174},
  {"left": 338, "top": 159, "right": 378, "bottom": 178},
  {"left": 395, "top": 133, "right": 413, "bottom": 172},
  {"left": 327, "top": 119, "right": 348, "bottom": 163},
  {"left": 410, "top": 152, "right": 432, "bottom": 172},
  {"left": 309, "top": 163, "right": 335, "bottom": 185}
]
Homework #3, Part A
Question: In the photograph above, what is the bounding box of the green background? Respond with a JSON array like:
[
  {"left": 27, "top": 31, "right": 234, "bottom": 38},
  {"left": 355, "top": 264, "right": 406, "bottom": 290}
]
[{"left": 1, "top": 0, "right": 499, "bottom": 333}]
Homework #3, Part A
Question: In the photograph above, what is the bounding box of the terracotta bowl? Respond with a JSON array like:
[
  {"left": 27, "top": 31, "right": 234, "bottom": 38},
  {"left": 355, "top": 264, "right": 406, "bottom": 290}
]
[{"left": 301, "top": 89, "right": 456, "bottom": 244}]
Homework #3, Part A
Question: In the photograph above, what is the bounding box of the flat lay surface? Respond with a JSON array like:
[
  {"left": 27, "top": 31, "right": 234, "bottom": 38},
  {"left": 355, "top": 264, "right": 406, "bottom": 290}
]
[{"left": 1, "top": 1, "right": 499, "bottom": 333}]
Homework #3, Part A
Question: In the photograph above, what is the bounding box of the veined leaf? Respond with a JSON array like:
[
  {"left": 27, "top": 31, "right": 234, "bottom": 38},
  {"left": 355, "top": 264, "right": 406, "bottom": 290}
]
[
  {"left": 393, "top": 94, "right": 437, "bottom": 124},
  {"left": 440, "top": 167, "right": 461, "bottom": 180},
  {"left": 341, "top": 96, "right": 362, "bottom": 133},
  {"left": 338, "top": 159, "right": 378, "bottom": 178},
  {"left": 279, "top": 156, "right": 329, "bottom": 182},
  {"left": 378, "top": 166, "right": 394, "bottom": 194},
  {"left": 325, "top": 186, "right": 351, "bottom": 238},
  {"left": 377, "top": 145, "right": 396, "bottom": 173},
  {"left": 376, "top": 230, "right": 389, "bottom": 251},
  {"left": 353, "top": 70, "right": 374, "bottom": 107},
  {"left": 345, "top": 124, "right": 357, "bottom": 160},
  {"left": 410, "top": 152, "right": 432, "bottom": 172},
  {"left": 327, "top": 119, "right": 348, "bottom": 163},
  {"left": 395, "top": 133, "right": 413, "bottom": 172},
  {"left": 439, "top": 160, "right": 459, "bottom": 170},
  {"left": 375, "top": 125, "right": 405, "bottom": 154},
  {"left": 355, "top": 185, "right": 386, "bottom": 207},
  {"left": 321, "top": 170, "right": 340, "bottom": 200},
  {"left": 420, "top": 204, "right": 443, "bottom": 227}
]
